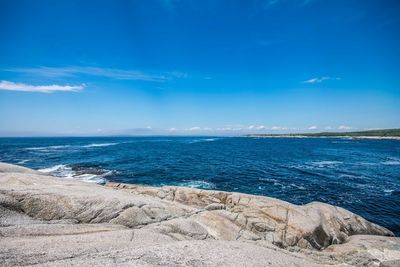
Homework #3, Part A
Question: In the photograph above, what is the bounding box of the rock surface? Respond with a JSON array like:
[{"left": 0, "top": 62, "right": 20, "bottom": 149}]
[{"left": 0, "top": 162, "right": 399, "bottom": 266}]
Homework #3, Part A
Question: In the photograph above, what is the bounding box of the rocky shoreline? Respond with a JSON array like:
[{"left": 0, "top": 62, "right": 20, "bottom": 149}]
[{"left": 1, "top": 162, "right": 399, "bottom": 266}]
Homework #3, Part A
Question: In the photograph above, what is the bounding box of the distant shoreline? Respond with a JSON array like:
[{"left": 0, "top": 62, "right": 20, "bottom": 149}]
[
  {"left": 243, "top": 128, "right": 400, "bottom": 140},
  {"left": 243, "top": 135, "right": 400, "bottom": 140}
]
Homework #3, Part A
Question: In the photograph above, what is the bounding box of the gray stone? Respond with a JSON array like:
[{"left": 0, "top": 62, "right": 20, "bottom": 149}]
[
  {"left": 380, "top": 259, "right": 400, "bottom": 267},
  {"left": 0, "top": 162, "right": 399, "bottom": 267}
]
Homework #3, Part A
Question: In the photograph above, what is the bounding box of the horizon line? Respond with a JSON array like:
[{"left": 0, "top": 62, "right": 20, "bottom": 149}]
[{"left": 1, "top": 128, "right": 399, "bottom": 138}]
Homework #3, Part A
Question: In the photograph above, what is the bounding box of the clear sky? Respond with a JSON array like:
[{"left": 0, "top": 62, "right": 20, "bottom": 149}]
[{"left": 0, "top": 0, "right": 399, "bottom": 136}]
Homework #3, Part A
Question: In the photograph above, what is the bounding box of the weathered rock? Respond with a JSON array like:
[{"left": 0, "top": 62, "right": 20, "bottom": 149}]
[
  {"left": 0, "top": 162, "right": 399, "bottom": 266},
  {"left": 380, "top": 259, "right": 400, "bottom": 267},
  {"left": 0, "top": 225, "right": 322, "bottom": 267},
  {"left": 107, "top": 182, "right": 394, "bottom": 249},
  {"left": 323, "top": 235, "right": 400, "bottom": 267}
]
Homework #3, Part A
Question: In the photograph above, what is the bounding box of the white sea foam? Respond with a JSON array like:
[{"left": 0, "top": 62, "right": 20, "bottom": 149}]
[
  {"left": 188, "top": 138, "right": 221, "bottom": 144},
  {"left": 48, "top": 145, "right": 71, "bottom": 149},
  {"left": 38, "top": 164, "right": 68, "bottom": 173},
  {"left": 39, "top": 165, "right": 75, "bottom": 179},
  {"left": 28, "top": 143, "right": 118, "bottom": 151},
  {"left": 26, "top": 145, "right": 71, "bottom": 151},
  {"left": 290, "top": 183, "right": 306, "bottom": 190},
  {"left": 259, "top": 177, "right": 278, "bottom": 183},
  {"left": 83, "top": 143, "right": 118, "bottom": 148},
  {"left": 17, "top": 159, "right": 30, "bottom": 164},
  {"left": 26, "top": 147, "right": 47, "bottom": 151},
  {"left": 312, "top": 161, "right": 343, "bottom": 165},
  {"left": 178, "top": 180, "right": 215, "bottom": 189},
  {"left": 357, "top": 162, "right": 379, "bottom": 166},
  {"left": 311, "top": 161, "right": 343, "bottom": 167},
  {"left": 382, "top": 161, "right": 400, "bottom": 165},
  {"left": 384, "top": 189, "right": 394, "bottom": 194},
  {"left": 72, "top": 173, "right": 107, "bottom": 184},
  {"left": 38, "top": 164, "right": 110, "bottom": 184}
]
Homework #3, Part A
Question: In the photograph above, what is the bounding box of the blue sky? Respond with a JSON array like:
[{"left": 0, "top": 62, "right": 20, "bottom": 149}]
[{"left": 0, "top": 0, "right": 399, "bottom": 136}]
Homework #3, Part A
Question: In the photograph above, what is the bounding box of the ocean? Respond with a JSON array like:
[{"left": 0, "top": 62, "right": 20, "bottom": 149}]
[{"left": 0, "top": 136, "right": 399, "bottom": 235}]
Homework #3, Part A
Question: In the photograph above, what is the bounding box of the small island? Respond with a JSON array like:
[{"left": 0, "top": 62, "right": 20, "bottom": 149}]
[{"left": 243, "top": 129, "right": 400, "bottom": 140}]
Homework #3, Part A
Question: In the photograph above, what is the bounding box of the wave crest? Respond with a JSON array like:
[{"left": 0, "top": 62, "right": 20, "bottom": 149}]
[
  {"left": 38, "top": 164, "right": 112, "bottom": 184},
  {"left": 83, "top": 143, "right": 118, "bottom": 148}
]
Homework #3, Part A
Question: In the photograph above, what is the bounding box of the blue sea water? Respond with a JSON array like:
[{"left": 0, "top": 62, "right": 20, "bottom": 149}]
[{"left": 0, "top": 136, "right": 399, "bottom": 235}]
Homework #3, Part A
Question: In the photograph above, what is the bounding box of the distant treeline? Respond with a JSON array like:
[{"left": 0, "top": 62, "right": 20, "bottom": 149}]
[{"left": 244, "top": 129, "right": 400, "bottom": 137}]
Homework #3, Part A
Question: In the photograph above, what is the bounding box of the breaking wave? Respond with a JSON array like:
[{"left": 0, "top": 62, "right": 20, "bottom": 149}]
[
  {"left": 38, "top": 164, "right": 113, "bottom": 184},
  {"left": 177, "top": 180, "right": 216, "bottom": 189},
  {"left": 82, "top": 143, "right": 118, "bottom": 148}
]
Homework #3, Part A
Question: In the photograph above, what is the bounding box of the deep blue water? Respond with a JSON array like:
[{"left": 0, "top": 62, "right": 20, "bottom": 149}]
[{"left": 0, "top": 136, "right": 399, "bottom": 235}]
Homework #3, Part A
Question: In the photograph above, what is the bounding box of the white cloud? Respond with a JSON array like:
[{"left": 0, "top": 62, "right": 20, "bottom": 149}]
[
  {"left": 216, "top": 126, "right": 250, "bottom": 131},
  {"left": 177, "top": 125, "right": 287, "bottom": 133},
  {"left": 6, "top": 66, "right": 187, "bottom": 83},
  {"left": 248, "top": 125, "right": 266, "bottom": 130},
  {"left": 324, "top": 126, "right": 334, "bottom": 130},
  {"left": 186, "top": 127, "right": 214, "bottom": 131},
  {"left": 308, "top": 126, "right": 318, "bottom": 130},
  {"left": 168, "top": 128, "right": 177, "bottom": 132},
  {"left": 188, "top": 127, "right": 201, "bottom": 131},
  {"left": 302, "top": 76, "right": 340, "bottom": 84},
  {"left": 338, "top": 125, "right": 352, "bottom": 130},
  {"left": 0, "top": 80, "right": 84, "bottom": 93}
]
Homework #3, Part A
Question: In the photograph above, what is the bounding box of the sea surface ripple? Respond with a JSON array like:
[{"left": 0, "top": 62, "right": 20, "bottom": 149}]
[{"left": 0, "top": 136, "right": 399, "bottom": 235}]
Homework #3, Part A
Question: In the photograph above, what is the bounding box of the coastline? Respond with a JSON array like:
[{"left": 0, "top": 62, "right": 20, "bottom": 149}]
[
  {"left": 1, "top": 162, "right": 399, "bottom": 266},
  {"left": 242, "top": 128, "right": 400, "bottom": 140},
  {"left": 243, "top": 135, "right": 400, "bottom": 140}
]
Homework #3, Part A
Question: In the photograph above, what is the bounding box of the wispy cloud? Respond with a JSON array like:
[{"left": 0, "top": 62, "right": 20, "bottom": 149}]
[
  {"left": 0, "top": 80, "right": 84, "bottom": 93},
  {"left": 187, "top": 127, "right": 213, "bottom": 131},
  {"left": 215, "top": 125, "right": 287, "bottom": 132},
  {"left": 5, "top": 66, "right": 187, "bottom": 83},
  {"left": 338, "top": 125, "right": 352, "bottom": 130},
  {"left": 121, "top": 125, "right": 361, "bottom": 135},
  {"left": 188, "top": 126, "right": 202, "bottom": 131},
  {"left": 302, "top": 76, "right": 340, "bottom": 84},
  {"left": 248, "top": 125, "right": 266, "bottom": 130},
  {"left": 216, "top": 127, "right": 242, "bottom": 131}
]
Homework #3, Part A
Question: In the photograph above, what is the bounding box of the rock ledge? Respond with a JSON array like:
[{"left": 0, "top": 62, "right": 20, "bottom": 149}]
[{"left": 0, "top": 162, "right": 399, "bottom": 267}]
